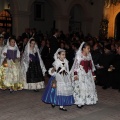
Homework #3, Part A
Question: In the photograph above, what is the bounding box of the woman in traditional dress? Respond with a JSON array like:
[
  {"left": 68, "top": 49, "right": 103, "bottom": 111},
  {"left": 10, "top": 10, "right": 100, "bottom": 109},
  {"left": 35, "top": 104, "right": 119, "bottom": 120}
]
[
  {"left": 0, "top": 37, "right": 23, "bottom": 92},
  {"left": 42, "top": 48, "right": 74, "bottom": 111},
  {"left": 20, "top": 38, "right": 46, "bottom": 91},
  {"left": 70, "top": 42, "right": 98, "bottom": 108}
]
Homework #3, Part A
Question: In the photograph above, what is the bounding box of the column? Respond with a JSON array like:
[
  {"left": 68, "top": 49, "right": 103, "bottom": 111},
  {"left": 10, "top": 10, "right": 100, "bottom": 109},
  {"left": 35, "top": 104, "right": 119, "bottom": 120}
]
[{"left": 11, "top": 11, "right": 30, "bottom": 37}]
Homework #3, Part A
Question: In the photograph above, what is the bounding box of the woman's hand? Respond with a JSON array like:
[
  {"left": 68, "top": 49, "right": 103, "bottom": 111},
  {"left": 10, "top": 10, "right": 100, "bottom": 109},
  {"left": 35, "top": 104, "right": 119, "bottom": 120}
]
[
  {"left": 108, "top": 68, "right": 112, "bottom": 72},
  {"left": 51, "top": 67, "right": 56, "bottom": 73},
  {"left": 52, "top": 83, "right": 56, "bottom": 88},
  {"left": 94, "top": 77, "right": 96, "bottom": 81},
  {"left": 108, "top": 65, "right": 115, "bottom": 72},
  {"left": 74, "top": 75, "right": 79, "bottom": 81},
  {"left": 29, "top": 57, "right": 32, "bottom": 62},
  {"left": 110, "top": 65, "right": 115, "bottom": 70}
]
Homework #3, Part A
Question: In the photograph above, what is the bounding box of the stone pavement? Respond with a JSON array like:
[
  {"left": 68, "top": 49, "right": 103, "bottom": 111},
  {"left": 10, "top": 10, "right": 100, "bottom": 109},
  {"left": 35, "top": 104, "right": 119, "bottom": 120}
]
[{"left": 0, "top": 86, "right": 120, "bottom": 120}]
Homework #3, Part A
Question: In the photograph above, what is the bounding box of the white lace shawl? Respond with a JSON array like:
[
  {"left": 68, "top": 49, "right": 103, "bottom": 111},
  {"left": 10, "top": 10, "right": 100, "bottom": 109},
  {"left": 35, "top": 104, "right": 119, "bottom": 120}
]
[
  {"left": 49, "top": 48, "right": 68, "bottom": 76},
  {"left": 49, "top": 48, "right": 73, "bottom": 96}
]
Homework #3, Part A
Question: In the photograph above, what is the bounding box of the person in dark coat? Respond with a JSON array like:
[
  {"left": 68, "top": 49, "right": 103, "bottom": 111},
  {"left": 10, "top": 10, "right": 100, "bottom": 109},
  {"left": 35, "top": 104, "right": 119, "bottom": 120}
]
[
  {"left": 19, "top": 36, "right": 29, "bottom": 53},
  {"left": 71, "top": 42, "right": 80, "bottom": 61},
  {"left": 64, "top": 42, "right": 74, "bottom": 69},
  {"left": 22, "top": 28, "right": 30, "bottom": 39},
  {"left": 91, "top": 42, "right": 102, "bottom": 65},
  {"left": 96, "top": 44, "right": 115, "bottom": 89},
  {"left": 107, "top": 43, "right": 120, "bottom": 90},
  {"left": 59, "top": 31, "right": 66, "bottom": 41},
  {"left": 49, "top": 29, "right": 59, "bottom": 63},
  {"left": 39, "top": 40, "right": 50, "bottom": 70}
]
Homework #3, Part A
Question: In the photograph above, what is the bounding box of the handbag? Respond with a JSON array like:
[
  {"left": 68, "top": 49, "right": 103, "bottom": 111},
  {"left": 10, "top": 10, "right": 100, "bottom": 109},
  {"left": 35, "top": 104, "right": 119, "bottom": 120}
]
[
  {"left": 51, "top": 78, "right": 57, "bottom": 88},
  {"left": 2, "top": 59, "right": 8, "bottom": 67}
]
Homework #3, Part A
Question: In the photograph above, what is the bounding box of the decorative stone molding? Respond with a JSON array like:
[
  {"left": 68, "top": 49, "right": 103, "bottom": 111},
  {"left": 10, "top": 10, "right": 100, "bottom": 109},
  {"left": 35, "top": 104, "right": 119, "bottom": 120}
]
[
  {"left": 10, "top": 0, "right": 19, "bottom": 12},
  {"left": 67, "top": 0, "right": 88, "bottom": 16}
]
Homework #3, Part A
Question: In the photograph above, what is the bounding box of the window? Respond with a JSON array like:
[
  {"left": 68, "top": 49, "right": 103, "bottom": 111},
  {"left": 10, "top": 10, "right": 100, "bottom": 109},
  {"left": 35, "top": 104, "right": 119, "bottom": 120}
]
[
  {"left": 34, "top": 2, "right": 44, "bottom": 21},
  {"left": 0, "top": 10, "right": 12, "bottom": 34}
]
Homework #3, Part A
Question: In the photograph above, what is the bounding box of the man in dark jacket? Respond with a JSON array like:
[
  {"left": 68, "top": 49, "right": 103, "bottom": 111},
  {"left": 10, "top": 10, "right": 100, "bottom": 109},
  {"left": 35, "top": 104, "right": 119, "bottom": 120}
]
[
  {"left": 96, "top": 44, "right": 115, "bottom": 89},
  {"left": 49, "top": 29, "right": 59, "bottom": 63},
  {"left": 39, "top": 40, "right": 50, "bottom": 69},
  {"left": 107, "top": 43, "right": 120, "bottom": 90}
]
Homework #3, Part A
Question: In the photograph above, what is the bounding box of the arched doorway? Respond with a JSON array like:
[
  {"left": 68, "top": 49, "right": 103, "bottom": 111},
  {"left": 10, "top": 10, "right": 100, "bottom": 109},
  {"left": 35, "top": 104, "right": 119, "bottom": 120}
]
[
  {"left": 114, "top": 12, "right": 120, "bottom": 40},
  {"left": 103, "top": 3, "right": 120, "bottom": 38},
  {"left": 69, "top": 4, "right": 84, "bottom": 33},
  {"left": 0, "top": 10, "right": 12, "bottom": 34}
]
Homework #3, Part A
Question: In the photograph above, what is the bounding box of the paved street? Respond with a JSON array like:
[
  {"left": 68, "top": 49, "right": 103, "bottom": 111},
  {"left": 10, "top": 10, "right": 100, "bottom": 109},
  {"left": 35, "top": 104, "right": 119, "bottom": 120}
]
[{"left": 0, "top": 86, "right": 120, "bottom": 120}]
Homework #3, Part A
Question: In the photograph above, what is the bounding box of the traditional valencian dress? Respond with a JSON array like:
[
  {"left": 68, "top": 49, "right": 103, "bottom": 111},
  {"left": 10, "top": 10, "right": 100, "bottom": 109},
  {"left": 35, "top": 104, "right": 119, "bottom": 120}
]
[
  {"left": 70, "top": 42, "right": 98, "bottom": 106},
  {"left": 20, "top": 38, "right": 46, "bottom": 90},
  {"left": 42, "top": 48, "right": 74, "bottom": 106},
  {"left": 0, "top": 40, "right": 23, "bottom": 90}
]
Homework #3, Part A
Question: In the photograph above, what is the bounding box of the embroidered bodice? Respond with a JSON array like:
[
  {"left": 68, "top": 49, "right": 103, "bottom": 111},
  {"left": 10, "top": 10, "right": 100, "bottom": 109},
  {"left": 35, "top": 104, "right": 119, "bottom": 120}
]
[
  {"left": 80, "top": 60, "right": 92, "bottom": 73},
  {"left": 6, "top": 49, "right": 17, "bottom": 60},
  {"left": 29, "top": 52, "right": 39, "bottom": 62},
  {"left": 73, "top": 54, "right": 95, "bottom": 76}
]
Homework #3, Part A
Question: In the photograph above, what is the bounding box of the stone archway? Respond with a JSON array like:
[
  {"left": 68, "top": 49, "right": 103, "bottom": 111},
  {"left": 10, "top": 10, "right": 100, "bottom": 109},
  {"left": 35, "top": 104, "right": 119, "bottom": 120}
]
[
  {"left": 67, "top": 0, "right": 88, "bottom": 17},
  {"left": 104, "top": 4, "right": 120, "bottom": 38},
  {"left": 114, "top": 12, "right": 120, "bottom": 39},
  {"left": 67, "top": 0, "right": 90, "bottom": 35}
]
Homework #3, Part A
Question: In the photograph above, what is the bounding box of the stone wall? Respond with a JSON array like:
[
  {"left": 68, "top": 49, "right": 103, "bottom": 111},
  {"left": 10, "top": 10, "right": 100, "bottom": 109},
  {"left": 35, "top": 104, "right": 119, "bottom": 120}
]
[{"left": 6, "top": 0, "right": 104, "bottom": 37}]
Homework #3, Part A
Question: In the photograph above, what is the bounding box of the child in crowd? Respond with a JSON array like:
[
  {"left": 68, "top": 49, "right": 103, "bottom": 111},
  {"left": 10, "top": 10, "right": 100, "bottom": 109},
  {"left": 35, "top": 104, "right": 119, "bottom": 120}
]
[{"left": 42, "top": 48, "right": 74, "bottom": 111}]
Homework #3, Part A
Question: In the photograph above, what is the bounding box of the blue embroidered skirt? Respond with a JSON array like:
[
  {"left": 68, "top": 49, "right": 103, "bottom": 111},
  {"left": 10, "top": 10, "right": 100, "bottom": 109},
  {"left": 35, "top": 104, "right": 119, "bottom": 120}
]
[{"left": 42, "top": 76, "right": 74, "bottom": 106}]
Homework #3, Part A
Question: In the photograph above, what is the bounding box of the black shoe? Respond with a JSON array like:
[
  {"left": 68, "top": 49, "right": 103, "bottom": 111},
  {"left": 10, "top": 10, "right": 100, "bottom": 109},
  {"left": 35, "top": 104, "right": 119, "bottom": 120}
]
[
  {"left": 51, "top": 104, "right": 55, "bottom": 108},
  {"left": 102, "top": 86, "right": 108, "bottom": 89},
  {"left": 59, "top": 108, "right": 67, "bottom": 111},
  {"left": 10, "top": 90, "right": 13, "bottom": 93},
  {"left": 77, "top": 105, "right": 84, "bottom": 108},
  {"left": 112, "top": 87, "right": 118, "bottom": 89},
  {"left": 33, "top": 90, "right": 39, "bottom": 92}
]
